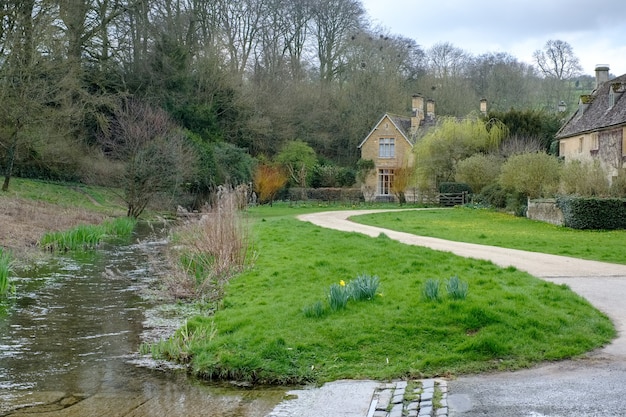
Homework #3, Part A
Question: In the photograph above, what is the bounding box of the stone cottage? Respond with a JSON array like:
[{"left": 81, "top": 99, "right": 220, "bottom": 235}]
[
  {"left": 557, "top": 65, "right": 626, "bottom": 182},
  {"left": 357, "top": 94, "right": 436, "bottom": 202}
]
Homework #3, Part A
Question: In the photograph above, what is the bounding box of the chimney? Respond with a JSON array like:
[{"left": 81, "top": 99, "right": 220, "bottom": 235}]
[
  {"left": 411, "top": 94, "right": 424, "bottom": 132},
  {"left": 480, "top": 98, "right": 487, "bottom": 116},
  {"left": 595, "top": 64, "right": 610, "bottom": 88},
  {"left": 426, "top": 99, "right": 435, "bottom": 121}
]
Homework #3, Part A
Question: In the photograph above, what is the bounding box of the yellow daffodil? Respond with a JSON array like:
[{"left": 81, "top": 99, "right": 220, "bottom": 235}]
[{"left": 339, "top": 280, "right": 346, "bottom": 287}]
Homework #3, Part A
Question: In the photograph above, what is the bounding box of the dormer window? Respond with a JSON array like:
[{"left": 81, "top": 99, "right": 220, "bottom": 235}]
[
  {"left": 609, "top": 89, "right": 615, "bottom": 108},
  {"left": 379, "top": 138, "right": 395, "bottom": 158}
]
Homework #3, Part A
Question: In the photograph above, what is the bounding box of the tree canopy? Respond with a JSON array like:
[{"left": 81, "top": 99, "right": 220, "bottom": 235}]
[{"left": 0, "top": 0, "right": 592, "bottom": 210}]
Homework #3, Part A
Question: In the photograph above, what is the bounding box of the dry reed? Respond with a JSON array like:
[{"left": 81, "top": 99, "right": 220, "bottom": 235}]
[{"left": 165, "top": 186, "right": 252, "bottom": 300}]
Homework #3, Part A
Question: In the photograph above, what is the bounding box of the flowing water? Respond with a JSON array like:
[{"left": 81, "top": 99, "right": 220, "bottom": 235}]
[{"left": 0, "top": 224, "right": 285, "bottom": 416}]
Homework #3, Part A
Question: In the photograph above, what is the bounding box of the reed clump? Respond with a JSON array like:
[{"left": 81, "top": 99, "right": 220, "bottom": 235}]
[
  {"left": 166, "top": 186, "right": 253, "bottom": 300},
  {"left": 40, "top": 217, "right": 136, "bottom": 252}
]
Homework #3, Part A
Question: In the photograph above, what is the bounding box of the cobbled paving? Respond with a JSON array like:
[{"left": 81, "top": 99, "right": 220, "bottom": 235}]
[
  {"left": 266, "top": 379, "right": 448, "bottom": 417},
  {"left": 369, "top": 379, "right": 448, "bottom": 417}
]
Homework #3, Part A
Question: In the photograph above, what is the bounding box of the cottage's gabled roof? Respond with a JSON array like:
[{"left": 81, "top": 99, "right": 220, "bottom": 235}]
[
  {"left": 357, "top": 113, "right": 414, "bottom": 148},
  {"left": 556, "top": 73, "right": 626, "bottom": 139}
]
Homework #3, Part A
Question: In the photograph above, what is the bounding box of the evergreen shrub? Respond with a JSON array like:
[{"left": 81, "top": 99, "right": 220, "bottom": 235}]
[
  {"left": 557, "top": 196, "right": 626, "bottom": 230},
  {"left": 438, "top": 182, "right": 473, "bottom": 194}
]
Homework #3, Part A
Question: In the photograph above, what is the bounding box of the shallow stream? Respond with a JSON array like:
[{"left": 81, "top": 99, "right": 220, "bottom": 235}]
[{"left": 0, "top": 223, "right": 285, "bottom": 416}]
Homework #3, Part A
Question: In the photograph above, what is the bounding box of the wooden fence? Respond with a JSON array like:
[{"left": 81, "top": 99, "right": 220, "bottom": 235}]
[{"left": 438, "top": 192, "right": 469, "bottom": 207}]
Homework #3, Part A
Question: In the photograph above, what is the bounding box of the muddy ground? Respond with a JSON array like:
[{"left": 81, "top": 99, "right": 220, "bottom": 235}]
[{"left": 0, "top": 197, "right": 110, "bottom": 259}]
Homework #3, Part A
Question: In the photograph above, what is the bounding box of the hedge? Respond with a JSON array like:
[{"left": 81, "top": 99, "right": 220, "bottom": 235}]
[
  {"left": 557, "top": 196, "right": 626, "bottom": 230},
  {"left": 287, "top": 187, "right": 363, "bottom": 203},
  {"left": 438, "top": 182, "right": 473, "bottom": 194}
]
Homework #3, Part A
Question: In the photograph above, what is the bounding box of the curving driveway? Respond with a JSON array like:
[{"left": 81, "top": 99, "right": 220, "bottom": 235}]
[{"left": 298, "top": 209, "right": 626, "bottom": 416}]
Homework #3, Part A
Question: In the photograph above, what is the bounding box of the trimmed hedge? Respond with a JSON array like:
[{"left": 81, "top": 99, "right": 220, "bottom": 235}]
[
  {"left": 438, "top": 182, "right": 473, "bottom": 194},
  {"left": 287, "top": 187, "right": 363, "bottom": 203},
  {"left": 557, "top": 196, "right": 626, "bottom": 230}
]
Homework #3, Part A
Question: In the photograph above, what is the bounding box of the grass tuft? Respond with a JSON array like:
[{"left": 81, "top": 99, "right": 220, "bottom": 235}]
[
  {"left": 0, "top": 249, "right": 14, "bottom": 297},
  {"left": 303, "top": 301, "right": 327, "bottom": 318}
]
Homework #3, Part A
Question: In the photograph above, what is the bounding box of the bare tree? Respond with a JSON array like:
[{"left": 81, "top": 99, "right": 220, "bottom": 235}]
[
  {"left": 310, "top": 0, "right": 364, "bottom": 85},
  {"left": 423, "top": 42, "right": 475, "bottom": 116},
  {"left": 468, "top": 52, "right": 537, "bottom": 111},
  {"left": 427, "top": 42, "right": 468, "bottom": 79},
  {"left": 216, "top": 0, "right": 266, "bottom": 77},
  {"left": 533, "top": 40, "right": 582, "bottom": 80},
  {"left": 533, "top": 40, "right": 582, "bottom": 110},
  {"left": 282, "top": 0, "right": 311, "bottom": 81},
  {"left": 103, "top": 100, "right": 197, "bottom": 217}
]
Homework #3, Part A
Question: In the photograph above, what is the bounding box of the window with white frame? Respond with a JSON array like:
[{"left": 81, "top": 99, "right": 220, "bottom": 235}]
[
  {"left": 378, "top": 169, "right": 394, "bottom": 195},
  {"left": 379, "top": 138, "right": 395, "bottom": 158}
]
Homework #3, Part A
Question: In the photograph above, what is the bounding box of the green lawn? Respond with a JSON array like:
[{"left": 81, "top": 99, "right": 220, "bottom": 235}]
[
  {"left": 351, "top": 206, "right": 626, "bottom": 264},
  {"left": 151, "top": 205, "right": 615, "bottom": 384}
]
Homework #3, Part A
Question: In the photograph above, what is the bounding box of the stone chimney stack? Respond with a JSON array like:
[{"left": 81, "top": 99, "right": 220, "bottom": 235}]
[
  {"left": 595, "top": 64, "right": 610, "bottom": 88},
  {"left": 480, "top": 98, "right": 487, "bottom": 116},
  {"left": 411, "top": 94, "right": 424, "bottom": 132},
  {"left": 426, "top": 99, "right": 435, "bottom": 122}
]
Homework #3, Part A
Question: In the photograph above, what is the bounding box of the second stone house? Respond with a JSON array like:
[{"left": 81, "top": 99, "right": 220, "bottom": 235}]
[{"left": 557, "top": 64, "right": 626, "bottom": 183}]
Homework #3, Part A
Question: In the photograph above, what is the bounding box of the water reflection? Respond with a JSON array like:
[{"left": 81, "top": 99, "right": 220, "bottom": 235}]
[{"left": 0, "top": 225, "right": 285, "bottom": 416}]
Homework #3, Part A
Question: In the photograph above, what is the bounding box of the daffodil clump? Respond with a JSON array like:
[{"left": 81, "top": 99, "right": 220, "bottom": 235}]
[{"left": 303, "top": 273, "right": 381, "bottom": 317}]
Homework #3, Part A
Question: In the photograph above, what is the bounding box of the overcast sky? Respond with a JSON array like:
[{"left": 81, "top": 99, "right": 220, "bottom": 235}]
[{"left": 361, "top": 0, "right": 626, "bottom": 76}]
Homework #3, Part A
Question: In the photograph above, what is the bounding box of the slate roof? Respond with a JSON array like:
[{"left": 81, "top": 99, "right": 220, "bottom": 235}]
[
  {"left": 358, "top": 112, "right": 437, "bottom": 149},
  {"left": 387, "top": 113, "right": 412, "bottom": 139},
  {"left": 357, "top": 113, "right": 413, "bottom": 148},
  {"left": 556, "top": 73, "right": 626, "bottom": 138}
]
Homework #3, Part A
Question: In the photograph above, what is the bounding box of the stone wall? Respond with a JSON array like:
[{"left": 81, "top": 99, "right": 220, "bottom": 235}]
[{"left": 527, "top": 198, "right": 564, "bottom": 226}]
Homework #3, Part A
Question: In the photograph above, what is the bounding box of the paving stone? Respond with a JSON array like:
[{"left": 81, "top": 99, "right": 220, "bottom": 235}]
[
  {"left": 418, "top": 405, "right": 433, "bottom": 417},
  {"left": 376, "top": 389, "right": 393, "bottom": 410},
  {"left": 407, "top": 401, "right": 419, "bottom": 411},
  {"left": 422, "top": 379, "right": 435, "bottom": 390},
  {"left": 436, "top": 407, "right": 448, "bottom": 416},
  {"left": 372, "top": 411, "right": 387, "bottom": 417},
  {"left": 420, "top": 400, "right": 433, "bottom": 409},
  {"left": 389, "top": 403, "right": 403, "bottom": 417},
  {"left": 396, "top": 381, "right": 408, "bottom": 390},
  {"left": 407, "top": 410, "right": 418, "bottom": 417},
  {"left": 391, "top": 394, "right": 404, "bottom": 404},
  {"left": 421, "top": 390, "right": 433, "bottom": 402}
]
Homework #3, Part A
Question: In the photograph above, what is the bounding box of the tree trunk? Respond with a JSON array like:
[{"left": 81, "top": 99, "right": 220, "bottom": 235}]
[{"left": 2, "top": 130, "right": 19, "bottom": 192}]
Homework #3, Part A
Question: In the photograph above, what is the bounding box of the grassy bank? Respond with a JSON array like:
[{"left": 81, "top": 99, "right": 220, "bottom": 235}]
[
  {"left": 1, "top": 177, "right": 125, "bottom": 212},
  {"left": 149, "top": 205, "right": 614, "bottom": 384},
  {"left": 352, "top": 207, "right": 626, "bottom": 264}
]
